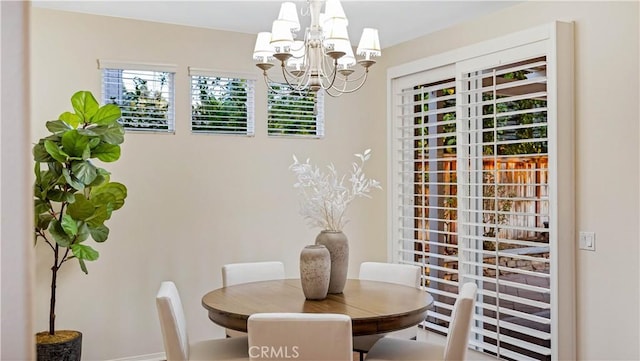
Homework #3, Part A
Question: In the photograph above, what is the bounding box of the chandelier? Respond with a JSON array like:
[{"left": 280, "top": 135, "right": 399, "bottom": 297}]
[{"left": 252, "top": 0, "right": 381, "bottom": 96}]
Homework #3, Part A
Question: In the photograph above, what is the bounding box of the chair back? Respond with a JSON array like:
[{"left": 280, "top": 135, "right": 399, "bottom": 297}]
[
  {"left": 156, "top": 281, "right": 190, "bottom": 361},
  {"left": 222, "top": 261, "right": 285, "bottom": 287},
  {"left": 248, "top": 313, "right": 353, "bottom": 361},
  {"left": 443, "top": 282, "right": 478, "bottom": 361},
  {"left": 359, "top": 262, "right": 421, "bottom": 288}
]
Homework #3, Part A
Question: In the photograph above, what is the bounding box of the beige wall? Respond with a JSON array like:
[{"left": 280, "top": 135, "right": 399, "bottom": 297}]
[
  {"left": 29, "top": 1, "right": 640, "bottom": 360},
  {"left": 29, "top": 8, "right": 386, "bottom": 360},
  {"left": 376, "top": 1, "right": 639, "bottom": 360},
  {"left": 1, "top": 1, "right": 34, "bottom": 360}
]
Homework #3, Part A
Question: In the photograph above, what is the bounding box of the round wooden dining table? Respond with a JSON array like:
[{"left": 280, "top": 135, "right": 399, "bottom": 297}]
[{"left": 201, "top": 278, "right": 434, "bottom": 336}]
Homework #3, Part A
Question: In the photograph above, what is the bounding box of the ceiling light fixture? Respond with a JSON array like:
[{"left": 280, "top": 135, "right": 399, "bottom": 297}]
[{"left": 252, "top": 0, "right": 381, "bottom": 97}]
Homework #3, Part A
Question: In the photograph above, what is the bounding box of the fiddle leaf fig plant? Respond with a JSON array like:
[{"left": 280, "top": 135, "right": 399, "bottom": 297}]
[{"left": 33, "top": 90, "right": 127, "bottom": 335}]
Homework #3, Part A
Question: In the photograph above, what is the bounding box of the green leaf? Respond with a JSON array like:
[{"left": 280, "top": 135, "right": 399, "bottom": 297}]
[
  {"left": 88, "top": 168, "right": 110, "bottom": 188},
  {"left": 82, "top": 145, "right": 91, "bottom": 160},
  {"left": 59, "top": 111, "right": 81, "bottom": 128},
  {"left": 70, "top": 244, "right": 99, "bottom": 261},
  {"left": 70, "top": 160, "right": 97, "bottom": 185},
  {"left": 88, "top": 137, "right": 101, "bottom": 148},
  {"left": 61, "top": 214, "right": 78, "bottom": 236},
  {"left": 34, "top": 170, "right": 56, "bottom": 199},
  {"left": 76, "top": 222, "right": 90, "bottom": 243},
  {"left": 48, "top": 162, "right": 63, "bottom": 177},
  {"left": 47, "top": 189, "right": 75, "bottom": 203},
  {"left": 91, "top": 104, "right": 121, "bottom": 125},
  {"left": 89, "top": 224, "right": 109, "bottom": 243},
  {"left": 87, "top": 174, "right": 105, "bottom": 188},
  {"left": 78, "top": 258, "right": 88, "bottom": 274},
  {"left": 34, "top": 199, "right": 51, "bottom": 215},
  {"left": 100, "top": 122, "right": 125, "bottom": 145},
  {"left": 71, "top": 91, "right": 99, "bottom": 123},
  {"left": 92, "top": 143, "right": 121, "bottom": 162},
  {"left": 46, "top": 120, "right": 71, "bottom": 134},
  {"left": 43, "top": 140, "right": 68, "bottom": 163},
  {"left": 36, "top": 213, "right": 54, "bottom": 230},
  {"left": 62, "top": 168, "right": 84, "bottom": 191},
  {"left": 67, "top": 193, "right": 95, "bottom": 220},
  {"left": 34, "top": 162, "right": 42, "bottom": 183},
  {"left": 86, "top": 204, "right": 109, "bottom": 227},
  {"left": 91, "top": 182, "right": 127, "bottom": 210},
  {"left": 77, "top": 128, "right": 99, "bottom": 137},
  {"left": 49, "top": 219, "right": 72, "bottom": 247},
  {"left": 61, "top": 130, "right": 90, "bottom": 158},
  {"left": 31, "top": 143, "right": 53, "bottom": 163}
]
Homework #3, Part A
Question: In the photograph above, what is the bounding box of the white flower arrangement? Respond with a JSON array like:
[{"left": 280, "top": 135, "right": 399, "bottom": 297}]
[{"left": 290, "top": 149, "right": 382, "bottom": 231}]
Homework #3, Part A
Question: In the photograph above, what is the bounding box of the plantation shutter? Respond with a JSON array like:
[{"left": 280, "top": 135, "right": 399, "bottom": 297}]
[
  {"left": 456, "top": 55, "right": 550, "bottom": 360},
  {"left": 391, "top": 64, "right": 464, "bottom": 343},
  {"left": 267, "top": 83, "right": 324, "bottom": 137},
  {"left": 391, "top": 39, "right": 561, "bottom": 361},
  {"left": 98, "top": 60, "right": 176, "bottom": 132},
  {"left": 189, "top": 68, "right": 255, "bottom": 136}
]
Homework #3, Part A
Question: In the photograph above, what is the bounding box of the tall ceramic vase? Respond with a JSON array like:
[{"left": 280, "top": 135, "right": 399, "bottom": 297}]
[
  {"left": 299, "top": 245, "right": 331, "bottom": 300},
  {"left": 315, "top": 230, "right": 349, "bottom": 294}
]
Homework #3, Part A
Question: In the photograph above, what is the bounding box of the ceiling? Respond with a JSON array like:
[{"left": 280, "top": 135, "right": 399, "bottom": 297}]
[{"left": 31, "top": 1, "right": 521, "bottom": 48}]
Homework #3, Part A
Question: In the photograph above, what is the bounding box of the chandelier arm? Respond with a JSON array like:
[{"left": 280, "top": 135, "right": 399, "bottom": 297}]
[
  {"left": 262, "top": 72, "right": 298, "bottom": 95},
  {"left": 324, "top": 69, "right": 370, "bottom": 96},
  {"left": 261, "top": 67, "right": 310, "bottom": 96},
  {"left": 279, "top": 63, "right": 311, "bottom": 93},
  {"left": 324, "top": 85, "right": 346, "bottom": 98},
  {"left": 318, "top": 59, "right": 340, "bottom": 92},
  {"left": 320, "top": 52, "right": 339, "bottom": 82}
]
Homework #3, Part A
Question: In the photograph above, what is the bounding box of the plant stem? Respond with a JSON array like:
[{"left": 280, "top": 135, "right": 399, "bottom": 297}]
[{"left": 49, "top": 244, "right": 59, "bottom": 335}]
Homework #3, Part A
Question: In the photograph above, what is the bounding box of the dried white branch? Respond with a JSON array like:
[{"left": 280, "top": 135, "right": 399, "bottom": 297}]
[{"left": 289, "top": 149, "right": 382, "bottom": 231}]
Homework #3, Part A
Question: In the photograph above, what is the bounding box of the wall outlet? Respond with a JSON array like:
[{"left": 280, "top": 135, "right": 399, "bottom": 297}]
[{"left": 579, "top": 231, "right": 596, "bottom": 251}]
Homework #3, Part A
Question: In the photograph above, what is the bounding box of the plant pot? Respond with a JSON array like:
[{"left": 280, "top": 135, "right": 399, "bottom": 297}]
[
  {"left": 299, "top": 245, "right": 331, "bottom": 300},
  {"left": 315, "top": 230, "right": 349, "bottom": 294},
  {"left": 36, "top": 330, "right": 82, "bottom": 361}
]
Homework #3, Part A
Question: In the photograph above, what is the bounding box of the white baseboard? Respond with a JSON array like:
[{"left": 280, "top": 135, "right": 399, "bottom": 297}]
[{"left": 107, "top": 352, "right": 165, "bottom": 361}]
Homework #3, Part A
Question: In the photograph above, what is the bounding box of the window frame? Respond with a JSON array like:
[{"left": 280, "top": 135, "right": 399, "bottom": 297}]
[
  {"left": 98, "top": 59, "right": 177, "bottom": 133},
  {"left": 386, "top": 22, "right": 575, "bottom": 361},
  {"left": 188, "top": 67, "right": 256, "bottom": 136},
  {"left": 267, "top": 83, "right": 325, "bottom": 138}
]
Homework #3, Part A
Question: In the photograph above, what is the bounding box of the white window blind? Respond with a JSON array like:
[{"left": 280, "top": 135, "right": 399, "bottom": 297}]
[
  {"left": 99, "top": 60, "right": 176, "bottom": 132},
  {"left": 189, "top": 68, "right": 255, "bottom": 135},
  {"left": 267, "top": 83, "right": 324, "bottom": 137},
  {"left": 457, "top": 56, "right": 550, "bottom": 361},
  {"left": 392, "top": 57, "right": 553, "bottom": 360}
]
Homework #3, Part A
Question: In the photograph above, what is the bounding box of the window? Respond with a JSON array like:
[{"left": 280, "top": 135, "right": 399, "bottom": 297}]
[
  {"left": 389, "top": 23, "right": 574, "bottom": 361},
  {"left": 189, "top": 68, "right": 255, "bottom": 135},
  {"left": 267, "top": 83, "right": 324, "bottom": 137},
  {"left": 99, "top": 60, "right": 176, "bottom": 132}
]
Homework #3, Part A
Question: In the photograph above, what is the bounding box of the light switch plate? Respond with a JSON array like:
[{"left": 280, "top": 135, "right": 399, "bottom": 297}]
[{"left": 579, "top": 231, "right": 596, "bottom": 251}]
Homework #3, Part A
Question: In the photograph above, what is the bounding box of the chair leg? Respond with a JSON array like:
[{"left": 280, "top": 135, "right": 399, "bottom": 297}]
[{"left": 359, "top": 351, "right": 365, "bottom": 361}]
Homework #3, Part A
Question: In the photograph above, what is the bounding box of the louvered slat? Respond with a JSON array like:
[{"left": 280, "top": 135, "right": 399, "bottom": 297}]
[{"left": 101, "top": 67, "right": 175, "bottom": 132}]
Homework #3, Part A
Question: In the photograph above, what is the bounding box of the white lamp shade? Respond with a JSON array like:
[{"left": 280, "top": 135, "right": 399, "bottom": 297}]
[
  {"left": 270, "top": 19, "right": 294, "bottom": 52},
  {"left": 334, "top": 40, "right": 355, "bottom": 67},
  {"left": 278, "top": 2, "right": 300, "bottom": 32},
  {"left": 324, "top": 20, "right": 350, "bottom": 48},
  {"left": 356, "top": 28, "right": 381, "bottom": 57},
  {"left": 324, "top": 0, "right": 348, "bottom": 26},
  {"left": 253, "top": 32, "right": 274, "bottom": 61}
]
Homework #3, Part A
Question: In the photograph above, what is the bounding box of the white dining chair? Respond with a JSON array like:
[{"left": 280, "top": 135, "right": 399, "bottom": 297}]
[
  {"left": 222, "top": 261, "right": 286, "bottom": 287},
  {"left": 221, "top": 261, "right": 286, "bottom": 337},
  {"left": 365, "top": 282, "right": 478, "bottom": 361},
  {"left": 353, "top": 262, "right": 422, "bottom": 360},
  {"left": 155, "top": 281, "right": 249, "bottom": 361},
  {"left": 247, "top": 312, "right": 353, "bottom": 361}
]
